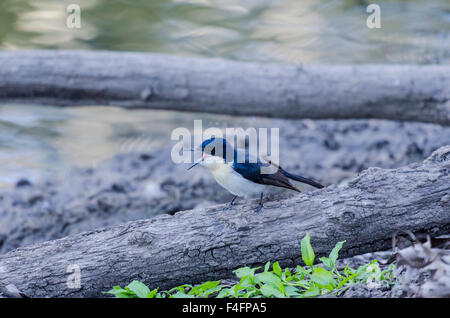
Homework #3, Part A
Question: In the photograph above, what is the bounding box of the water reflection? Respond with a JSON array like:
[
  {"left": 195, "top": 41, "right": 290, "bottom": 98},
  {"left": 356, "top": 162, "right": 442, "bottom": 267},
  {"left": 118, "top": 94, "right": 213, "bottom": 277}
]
[
  {"left": 1, "top": 0, "right": 448, "bottom": 63},
  {"left": 0, "top": 105, "right": 252, "bottom": 187}
]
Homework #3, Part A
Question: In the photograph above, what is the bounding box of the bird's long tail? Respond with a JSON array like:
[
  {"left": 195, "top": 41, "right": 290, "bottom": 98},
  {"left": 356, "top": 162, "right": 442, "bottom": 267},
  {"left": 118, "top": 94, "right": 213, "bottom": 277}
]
[{"left": 281, "top": 169, "right": 324, "bottom": 189}]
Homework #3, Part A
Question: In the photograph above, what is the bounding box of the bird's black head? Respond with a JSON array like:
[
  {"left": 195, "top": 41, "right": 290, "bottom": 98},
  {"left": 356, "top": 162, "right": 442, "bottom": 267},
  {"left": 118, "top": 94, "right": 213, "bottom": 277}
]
[{"left": 201, "top": 137, "right": 234, "bottom": 161}]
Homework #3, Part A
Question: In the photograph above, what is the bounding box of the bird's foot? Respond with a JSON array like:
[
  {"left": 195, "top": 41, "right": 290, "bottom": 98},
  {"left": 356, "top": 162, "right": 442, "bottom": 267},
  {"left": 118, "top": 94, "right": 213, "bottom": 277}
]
[
  {"left": 254, "top": 203, "right": 263, "bottom": 213},
  {"left": 223, "top": 196, "right": 238, "bottom": 211},
  {"left": 223, "top": 202, "right": 233, "bottom": 211},
  {"left": 254, "top": 192, "right": 264, "bottom": 213}
]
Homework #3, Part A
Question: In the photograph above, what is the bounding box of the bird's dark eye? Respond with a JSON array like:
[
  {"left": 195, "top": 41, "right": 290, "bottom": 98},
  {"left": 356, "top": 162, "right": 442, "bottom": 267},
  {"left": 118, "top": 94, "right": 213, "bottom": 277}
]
[{"left": 211, "top": 148, "right": 215, "bottom": 156}]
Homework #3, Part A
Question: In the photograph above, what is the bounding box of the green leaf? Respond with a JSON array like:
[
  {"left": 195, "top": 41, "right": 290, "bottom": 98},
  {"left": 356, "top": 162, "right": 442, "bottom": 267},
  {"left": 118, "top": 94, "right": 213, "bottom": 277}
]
[
  {"left": 301, "top": 233, "right": 315, "bottom": 267},
  {"left": 256, "top": 272, "right": 282, "bottom": 286},
  {"left": 283, "top": 268, "right": 294, "bottom": 282},
  {"left": 198, "top": 280, "right": 221, "bottom": 291},
  {"left": 188, "top": 280, "right": 221, "bottom": 297},
  {"left": 234, "top": 267, "right": 257, "bottom": 279},
  {"left": 244, "top": 289, "right": 259, "bottom": 298},
  {"left": 328, "top": 240, "right": 346, "bottom": 268},
  {"left": 171, "top": 292, "right": 195, "bottom": 298},
  {"left": 319, "top": 257, "right": 332, "bottom": 269},
  {"left": 310, "top": 267, "right": 336, "bottom": 289},
  {"left": 229, "top": 283, "right": 244, "bottom": 298},
  {"left": 291, "top": 279, "right": 309, "bottom": 289},
  {"left": 147, "top": 289, "right": 159, "bottom": 298},
  {"left": 336, "top": 273, "right": 358, "bottom": 289},
  {"left": 284, "top": 268, "right": 292, "bottom": 277},
  {"left": 284, "top": 285, "right": 302, "bottom": 297},
  {"left": 203, "top": 285, "right": 223, "bottom": 297},
  {"left": 301, "top": 285, "right": 320, "bottom": 298},
  {"left": 260, "top": 284, "right": 285, "bottom": 298},
  {"left": 106, "top": 286, "right": 126, "bottom": 293},
  {"left": 105, "top": 287, "right": 131, "bottom": 298},
  {"left": 272, "top": 262, "right": 282, "bottom": 277},
  {"left": 295, "top": 265, "right": 310, "bottom": 275},
  {"left": 264, "top": 261, "right": 271, "bottom": 273},
  {"left": 343, "top": 265, "right": 354, "bottom": 276},
  {"left": 217, "top": 289, "right": 230, "bottom": 298},
  {"left": 126, "top": 280, "right": 150, "bottom": 298}
]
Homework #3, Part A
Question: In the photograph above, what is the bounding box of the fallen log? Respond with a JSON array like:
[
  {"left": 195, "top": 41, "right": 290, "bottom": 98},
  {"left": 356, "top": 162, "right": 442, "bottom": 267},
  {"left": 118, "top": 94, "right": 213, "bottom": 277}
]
[
  {"left": 0, "top": 50, "right": 449, "bottom": 125},
  {"left": 0, "top": 146, "right": 449, "bottom": 298}
]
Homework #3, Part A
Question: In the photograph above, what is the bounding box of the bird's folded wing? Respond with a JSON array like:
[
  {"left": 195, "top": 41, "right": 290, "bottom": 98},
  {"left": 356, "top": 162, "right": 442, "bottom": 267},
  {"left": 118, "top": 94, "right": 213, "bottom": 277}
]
[{"left": 232, "top": 161, "right": 301, "bottom": 192}]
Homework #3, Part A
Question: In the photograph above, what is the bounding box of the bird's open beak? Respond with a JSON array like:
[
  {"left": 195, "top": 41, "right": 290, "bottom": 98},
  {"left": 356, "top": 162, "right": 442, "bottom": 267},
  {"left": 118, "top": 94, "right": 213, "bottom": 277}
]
[
  {"left": 187, "top": 157, "right": 203, "bottom": 170},
  {"left": 187, "top": 151, "right": 209, "bottom": 170}
]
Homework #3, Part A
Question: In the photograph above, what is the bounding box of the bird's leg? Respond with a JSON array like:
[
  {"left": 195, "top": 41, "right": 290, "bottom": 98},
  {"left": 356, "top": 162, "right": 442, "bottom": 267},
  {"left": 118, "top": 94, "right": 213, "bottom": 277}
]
[
  {"left": 223, "top": 195, "right": 238, "bottom": 211},
  {"left": 255, "top": 192, "right": 264, "bottom": 213}
]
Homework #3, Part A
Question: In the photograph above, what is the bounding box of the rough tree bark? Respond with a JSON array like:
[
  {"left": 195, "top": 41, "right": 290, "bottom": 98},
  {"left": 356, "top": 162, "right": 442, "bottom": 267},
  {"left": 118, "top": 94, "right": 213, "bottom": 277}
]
[
  {"left": 0, "top": 50, "right": 449, "bottom": 125},
  {"left": 0, "top": 146, "right": 448, "bottom": 298}
]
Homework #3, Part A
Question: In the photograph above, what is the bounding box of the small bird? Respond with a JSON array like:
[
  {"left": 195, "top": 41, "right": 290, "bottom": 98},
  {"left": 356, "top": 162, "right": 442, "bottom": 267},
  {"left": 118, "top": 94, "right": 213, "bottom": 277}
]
[{"left": 187, "top": 137, "right": 324, "bottom": 211}]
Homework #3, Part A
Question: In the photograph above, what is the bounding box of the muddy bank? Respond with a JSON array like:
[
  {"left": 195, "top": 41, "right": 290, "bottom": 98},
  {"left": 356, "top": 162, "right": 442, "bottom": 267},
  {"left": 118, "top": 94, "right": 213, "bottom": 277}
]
[{"left": 0, "top": 118, "right": 449, "bottom": 254}]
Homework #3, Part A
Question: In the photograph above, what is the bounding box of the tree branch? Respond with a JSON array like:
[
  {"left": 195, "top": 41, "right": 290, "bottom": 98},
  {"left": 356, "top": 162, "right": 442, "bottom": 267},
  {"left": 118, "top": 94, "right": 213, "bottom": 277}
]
[{"left": 0, "top": 50, "right": 449, "bottom": 125}]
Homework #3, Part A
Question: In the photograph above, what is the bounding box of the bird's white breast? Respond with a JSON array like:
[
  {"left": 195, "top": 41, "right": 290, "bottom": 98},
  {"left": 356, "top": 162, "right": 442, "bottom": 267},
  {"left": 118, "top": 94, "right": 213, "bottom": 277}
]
[{"left": 208, "top": 162, "right": 265, "bottom": 198}]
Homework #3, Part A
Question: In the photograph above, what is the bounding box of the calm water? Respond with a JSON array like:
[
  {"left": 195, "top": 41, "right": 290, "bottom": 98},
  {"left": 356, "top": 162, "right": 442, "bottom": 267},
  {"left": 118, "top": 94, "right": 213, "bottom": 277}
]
[{"left": 0, "top": 0, "right": 449, "bottom": 187}]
